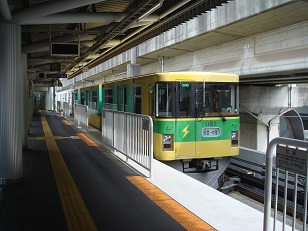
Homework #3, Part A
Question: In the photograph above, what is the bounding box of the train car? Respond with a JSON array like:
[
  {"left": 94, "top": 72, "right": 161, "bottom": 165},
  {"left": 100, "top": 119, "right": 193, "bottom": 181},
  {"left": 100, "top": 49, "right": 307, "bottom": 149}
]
[{"left": 78, "top": 72, "right": 239, "bottom": 171}]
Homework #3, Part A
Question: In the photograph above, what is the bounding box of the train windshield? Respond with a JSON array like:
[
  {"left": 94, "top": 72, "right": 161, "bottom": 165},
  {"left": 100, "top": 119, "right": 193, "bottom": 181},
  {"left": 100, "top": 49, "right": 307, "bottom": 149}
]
[
  {"left": 196, "top": 83, "right": 238, "bottom": 118},
  {"left": 155, "top": 82, "right": 238, "bottom": 118}
]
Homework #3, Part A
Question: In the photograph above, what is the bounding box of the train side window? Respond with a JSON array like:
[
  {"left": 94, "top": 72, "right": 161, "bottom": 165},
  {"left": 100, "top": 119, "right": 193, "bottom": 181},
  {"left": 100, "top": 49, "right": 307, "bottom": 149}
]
[
  {"left": 118, "top": 86, "right": 127, "bottom": 112},
  {"left": 86, "top": 91, "right": 90, "bottom": 106},
  {"left": 123, "top": 87, "right": 127, "bottom": 112},
  {"left": 104, "top": 88, "right": 113, "bottom": 109},
  {"left": 134, "top": 85, "right": 142, "bottom": 114},
  {"left": 117, "top": 87, "right": 122, "bottom": 111},
  {"left": 156, "top": 82, "right": 173, "bottom": 117},
  {"left": 81, "top": 91, "right": 85, "bottom": 105},
  {"left": 74, "top": 91, "right": 78, "bottom": 104},
  {"left": 118, "top": 86, "right": 127, "bottom": 111},
  {"left": 91, "top": 90, "right": 97, "bottom": 110}
]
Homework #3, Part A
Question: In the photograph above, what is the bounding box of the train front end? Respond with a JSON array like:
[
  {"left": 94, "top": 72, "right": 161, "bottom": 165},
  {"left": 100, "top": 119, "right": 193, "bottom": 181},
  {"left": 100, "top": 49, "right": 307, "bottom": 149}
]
[{"left": 153, "top": 73, "right": 239, "bottom": 171}]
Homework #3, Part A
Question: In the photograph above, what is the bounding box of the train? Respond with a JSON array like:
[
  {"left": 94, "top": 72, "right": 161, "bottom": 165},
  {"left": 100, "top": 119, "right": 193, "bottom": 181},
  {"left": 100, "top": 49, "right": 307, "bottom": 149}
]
[{"left": 60, "top": 72, "right": 240, "bottom": 172}]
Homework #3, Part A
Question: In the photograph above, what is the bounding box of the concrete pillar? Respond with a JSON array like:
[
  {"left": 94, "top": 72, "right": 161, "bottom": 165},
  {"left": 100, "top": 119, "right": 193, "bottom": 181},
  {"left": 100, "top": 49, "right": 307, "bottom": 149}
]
[
  {"left": 21, "top": 53, "right": 28, "bottom": 149},
  {"left": 127, "top": 47, "right": 140, "bottom": 77},
  {"left": 0, "top": 23, "right": 23, "bottom": 185},
  {"left": 240, "top": 85, "right": 296, "bottom": 152},
  {"left": 45, "top": 89, "right": 50, "bottom": 110},
  {"left": 53, "top": 81, "right": 56, "bottom": 111},
  {"left": 29, "top": 81, "right": 34, "bottom": 124},
  {"left": 45, "top": 87, "right": 53, "bottom": 111}
]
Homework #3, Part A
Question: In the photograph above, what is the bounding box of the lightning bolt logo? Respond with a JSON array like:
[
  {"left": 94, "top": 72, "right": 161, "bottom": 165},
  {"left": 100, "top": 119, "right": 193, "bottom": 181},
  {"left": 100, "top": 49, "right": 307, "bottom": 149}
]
[{"left": 182, "top": 124, "right": 190, "bottom": 139}]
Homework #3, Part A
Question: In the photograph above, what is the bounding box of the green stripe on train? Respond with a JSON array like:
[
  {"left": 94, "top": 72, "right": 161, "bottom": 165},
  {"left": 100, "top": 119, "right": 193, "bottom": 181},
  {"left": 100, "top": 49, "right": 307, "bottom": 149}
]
[{"left": 153, "top": 118, "right": 239, "bottom": 142}]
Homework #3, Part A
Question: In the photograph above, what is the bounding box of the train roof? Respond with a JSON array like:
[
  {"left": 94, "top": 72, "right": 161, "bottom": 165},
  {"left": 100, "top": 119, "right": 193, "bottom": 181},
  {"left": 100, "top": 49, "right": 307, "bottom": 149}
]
[
  {"left": 102, "top": 71, "right": 239, "bottom": 85},
  {"left": 154, "top": 72, "right": 239, "bottom": 82}
]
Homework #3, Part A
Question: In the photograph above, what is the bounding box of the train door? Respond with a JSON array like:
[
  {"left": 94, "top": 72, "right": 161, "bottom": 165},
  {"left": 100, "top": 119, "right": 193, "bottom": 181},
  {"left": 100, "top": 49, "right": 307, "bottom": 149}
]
[
  {"left": 71, "top": 91, "right": 75, "bottom": 115},
  {"left": 117, "top": 86, "right": 127, "bottom": 112},
  {"left": 86, "top": 90, "right": 90, "bottom": 106},
  {"left": 134, "top": 85, "right": 142, "bottom": 114},
  {"left": 174, "top": 82, "right": 196, "bottom": 158},
  {"left": 80, "top": 91, "right": 85, "bottom": 105}
]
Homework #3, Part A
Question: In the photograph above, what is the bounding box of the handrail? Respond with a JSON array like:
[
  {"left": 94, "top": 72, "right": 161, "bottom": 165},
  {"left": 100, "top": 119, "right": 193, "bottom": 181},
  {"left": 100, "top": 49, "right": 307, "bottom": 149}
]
[
  {"left": 74, "top": 104, "right": 88, "bottom": 133},
  {"left": 264, "top": 137, "right": 308, "bottom": 231},
  {"left": 102, "top": 109, "right": 153, "bottom": 178},
  {"left": 63, "top": 102, "right": 70, "bottom": 119}
]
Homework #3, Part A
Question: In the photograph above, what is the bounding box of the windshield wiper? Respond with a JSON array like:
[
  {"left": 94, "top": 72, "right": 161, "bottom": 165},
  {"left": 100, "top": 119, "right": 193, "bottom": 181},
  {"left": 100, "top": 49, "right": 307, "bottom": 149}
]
[{"left": 214, "top": 107, "right": 227, "bottom": 121}]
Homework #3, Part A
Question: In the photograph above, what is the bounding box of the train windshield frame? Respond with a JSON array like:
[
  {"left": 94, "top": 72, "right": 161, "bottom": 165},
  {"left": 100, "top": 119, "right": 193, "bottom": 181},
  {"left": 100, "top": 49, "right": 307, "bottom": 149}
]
[{"left": 155, "top": 82, "right": 238, "bottom": 118}]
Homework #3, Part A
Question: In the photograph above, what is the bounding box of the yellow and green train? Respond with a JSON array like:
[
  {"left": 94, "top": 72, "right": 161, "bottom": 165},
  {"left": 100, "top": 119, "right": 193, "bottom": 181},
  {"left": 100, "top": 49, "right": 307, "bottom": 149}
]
[{"left": 75, "top": 72, "right": 239, "bottom": 171}]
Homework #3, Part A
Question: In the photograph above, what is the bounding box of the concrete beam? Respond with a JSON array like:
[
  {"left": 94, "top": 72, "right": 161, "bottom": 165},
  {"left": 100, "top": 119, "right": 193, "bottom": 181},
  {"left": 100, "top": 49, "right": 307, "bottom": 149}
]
[
  {"left": 11, "top": 0, "right": 105, "bottom": 24},
  {"left": 19, "top": 12, "right": 159, "bottom": 25}
]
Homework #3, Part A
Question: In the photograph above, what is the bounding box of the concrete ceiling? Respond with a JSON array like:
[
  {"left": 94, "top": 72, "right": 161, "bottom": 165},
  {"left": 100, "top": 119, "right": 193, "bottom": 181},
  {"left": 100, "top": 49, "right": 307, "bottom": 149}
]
[
  {"left": 82, "top": 0, "right": 308, "bottom": 86},
  {"left": 2, "top": 0, "right": 308, "bottom": 85},
  {"left": 0, "top": 0, "right": 234, "bottom": 83},
  {"left": 137, "top": 0, "right": 308, "bottom": 85}
]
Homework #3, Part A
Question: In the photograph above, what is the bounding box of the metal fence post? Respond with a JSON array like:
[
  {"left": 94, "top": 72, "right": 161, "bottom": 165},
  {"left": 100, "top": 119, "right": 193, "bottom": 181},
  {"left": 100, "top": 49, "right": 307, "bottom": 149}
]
[
  {"left": 263, "top": 139, "right": 276, "bottom": 231},
  {"left": 101, "top": 109, "right": 153, "bottom": 178},
  {"left": 263, "top": 137, "right": 308, "bottom": 231}
]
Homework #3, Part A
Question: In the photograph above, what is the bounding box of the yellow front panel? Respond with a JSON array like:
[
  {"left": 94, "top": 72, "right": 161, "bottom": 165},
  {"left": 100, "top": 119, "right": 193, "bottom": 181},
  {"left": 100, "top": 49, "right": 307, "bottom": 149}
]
[
  {"left": 153, "top": 133, "right": 239, "bottom": 161},
  {"left": 195, "top": 140, "right": 239, "bottom": 158},
  {"left": 153, "top": 133, "right": 175, "bottom": 161}
]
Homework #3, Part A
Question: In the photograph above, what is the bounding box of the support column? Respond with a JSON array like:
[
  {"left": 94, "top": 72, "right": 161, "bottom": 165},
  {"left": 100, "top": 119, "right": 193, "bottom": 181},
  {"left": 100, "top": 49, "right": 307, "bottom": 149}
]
[
  {"left": 29, "top": 81, "right": 34, "bottom": 122},
  {"left": 53, "top": 81, "right": 56, "bottom": 111},
  {"left": 21, "top": 53, "right": 28, "bottom": 149},
  {"left": 0, "top": 23, "right": 23, "bottom": 185},
  {"left": 127, "top": 47, "right": 140, "bottom": 77}
]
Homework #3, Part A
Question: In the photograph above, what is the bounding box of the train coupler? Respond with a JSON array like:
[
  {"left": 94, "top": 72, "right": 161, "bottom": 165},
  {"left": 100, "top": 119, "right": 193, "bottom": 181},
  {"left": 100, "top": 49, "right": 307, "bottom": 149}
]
[{"left": 182, "top": 159, "right": 218, "bottom": 173}]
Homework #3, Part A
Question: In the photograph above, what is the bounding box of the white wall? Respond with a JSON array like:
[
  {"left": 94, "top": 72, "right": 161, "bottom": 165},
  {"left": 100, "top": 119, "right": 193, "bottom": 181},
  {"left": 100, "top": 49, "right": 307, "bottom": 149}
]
[{"left": 239, "top": 85, "right": 308, "bottom": 152}]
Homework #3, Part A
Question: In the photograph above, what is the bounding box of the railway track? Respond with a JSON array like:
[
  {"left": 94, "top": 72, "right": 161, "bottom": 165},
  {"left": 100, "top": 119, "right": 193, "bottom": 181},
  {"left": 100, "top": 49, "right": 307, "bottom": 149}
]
[{"left": 225, "top": 168, "right": 306, "bottom": 223}]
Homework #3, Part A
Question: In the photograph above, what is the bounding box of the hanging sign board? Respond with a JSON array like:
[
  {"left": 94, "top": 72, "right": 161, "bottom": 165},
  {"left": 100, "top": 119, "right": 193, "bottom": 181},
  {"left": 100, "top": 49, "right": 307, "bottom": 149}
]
[
  {"left": 276, "top": 145, "right": 308, "bottom": 176},
  {"left": 46, "top": 73, "right": 67, "bottom": 78},
  {"left": 50, "top": 43, "right": 79, "bottom": 56},
  {"left": 27, "top": 70, "right": 36, "bottom": 80},
  {"left": 50, "top": 62, "right": 61, "bottom": 72}
]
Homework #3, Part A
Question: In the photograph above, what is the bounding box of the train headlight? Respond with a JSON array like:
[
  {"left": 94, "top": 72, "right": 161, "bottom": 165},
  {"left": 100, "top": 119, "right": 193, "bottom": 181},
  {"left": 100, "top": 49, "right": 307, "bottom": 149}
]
[
  {"left": 162, "top": 134, "right": 173, "bottom": 150},
  {"left": 162, "top": 135, "right": 172, "bottom": 142},
  {"left": 231, "top": 131, "right": 238, "bottom": 146}
]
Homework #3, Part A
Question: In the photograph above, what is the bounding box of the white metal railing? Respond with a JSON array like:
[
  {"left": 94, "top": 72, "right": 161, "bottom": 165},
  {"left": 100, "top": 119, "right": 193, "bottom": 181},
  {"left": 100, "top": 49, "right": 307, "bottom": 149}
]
[
  {"left": 63, "top": 102, "right": 70, "bottom": 119},
  {"left": 102, "top": 109, "right": 153, "bottom": 178},
  {"left": 264, "top": 137, "right": 308, "bottom": 231},
  {"left": 74, "top": 104, "right": 88, "bottom": 133},
  {"left": 90, "top": 102, "right": 97, "bottom": 110}
]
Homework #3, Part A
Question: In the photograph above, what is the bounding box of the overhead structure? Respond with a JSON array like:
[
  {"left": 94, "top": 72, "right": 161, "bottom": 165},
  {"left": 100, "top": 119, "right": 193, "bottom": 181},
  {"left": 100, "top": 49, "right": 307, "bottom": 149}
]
[{"left": 0, "top": 0, "right": 234, "bottom": 83}]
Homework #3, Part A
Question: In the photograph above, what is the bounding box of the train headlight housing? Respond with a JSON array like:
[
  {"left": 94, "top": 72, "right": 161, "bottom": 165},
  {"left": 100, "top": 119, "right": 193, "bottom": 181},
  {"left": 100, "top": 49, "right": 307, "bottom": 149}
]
[
  {"left": 231, "top": 131, "right": 239, "bottom": 146},
  {"left": 162, "top": 134, "right": 173, "bottom": 150}
]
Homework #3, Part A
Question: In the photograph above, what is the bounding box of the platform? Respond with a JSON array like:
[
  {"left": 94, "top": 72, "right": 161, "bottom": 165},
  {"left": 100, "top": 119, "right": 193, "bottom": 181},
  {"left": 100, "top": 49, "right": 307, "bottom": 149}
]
[{"left": 0, "top": 110, "right": 292, "bottom": 231}]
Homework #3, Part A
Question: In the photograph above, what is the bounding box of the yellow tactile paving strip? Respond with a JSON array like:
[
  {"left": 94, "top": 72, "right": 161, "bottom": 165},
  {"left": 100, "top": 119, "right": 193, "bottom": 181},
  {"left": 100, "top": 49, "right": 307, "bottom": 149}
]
[
  {"left": 40, "top": 111, "right": 98, "bottom": 231},
  {"left": 62, "top": 120, "right": 72, "bottom": 125},
  {"left": 28, "top": 136, "right": 80, "bottom": 140},
  {"left": 127, "top": 176, "right": 217, "bottom": 231},
  {"left": 77, "top": 133, "right": 99, "bottom": 146}
]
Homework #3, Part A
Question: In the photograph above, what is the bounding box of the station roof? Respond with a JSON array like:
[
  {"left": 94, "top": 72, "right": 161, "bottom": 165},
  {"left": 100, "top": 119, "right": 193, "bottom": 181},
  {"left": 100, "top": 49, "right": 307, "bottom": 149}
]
[
  {"left": 1, "top": 0, "right": 233, "bottom": 83},
  {"left": 2, "top": 0, "right": 308, "bottom": 85}
]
